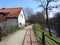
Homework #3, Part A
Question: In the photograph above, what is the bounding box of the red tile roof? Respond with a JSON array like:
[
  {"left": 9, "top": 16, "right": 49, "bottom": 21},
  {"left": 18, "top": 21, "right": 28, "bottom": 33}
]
[{"left": 0, "top": 8, "right": 22, "bottom": 19}]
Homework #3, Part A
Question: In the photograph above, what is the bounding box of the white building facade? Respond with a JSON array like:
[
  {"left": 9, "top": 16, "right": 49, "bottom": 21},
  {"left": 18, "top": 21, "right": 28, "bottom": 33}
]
[{"left": 0, "top": 8, "right": 25, "bottom": 28}]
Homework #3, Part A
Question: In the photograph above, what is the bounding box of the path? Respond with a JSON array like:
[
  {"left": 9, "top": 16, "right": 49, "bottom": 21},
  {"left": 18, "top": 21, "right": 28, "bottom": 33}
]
[
  {"left": 0, "top": 25, "right": 37, "bottom": 45},
  {"left": 22, "top": 26, "right": 37, "bottom": 45}
]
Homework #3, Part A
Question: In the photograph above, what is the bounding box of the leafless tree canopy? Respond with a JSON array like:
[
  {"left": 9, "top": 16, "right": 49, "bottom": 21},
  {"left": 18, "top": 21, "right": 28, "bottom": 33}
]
[{"left": 34, "top": 0, "right": 60, "bottom": 36}]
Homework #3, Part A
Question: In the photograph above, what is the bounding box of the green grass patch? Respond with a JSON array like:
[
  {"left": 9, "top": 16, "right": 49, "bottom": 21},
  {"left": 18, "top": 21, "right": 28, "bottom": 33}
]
[
  {"left": 45, "top": 36, "right": 58, "bottom": 45},
  {"left": 33, "top": 23, "right": 60, "bottom": 45}
]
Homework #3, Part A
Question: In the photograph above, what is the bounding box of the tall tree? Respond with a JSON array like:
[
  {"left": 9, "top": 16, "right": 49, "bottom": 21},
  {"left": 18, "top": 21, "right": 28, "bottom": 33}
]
[
  {"left": 54, "top": 12, "right": 60, "bottom": 37},
  {"left": 34, "top": 0, "right": 59, "bottom": 36},
  {"left": 36, "top": 12, "right": 45, "bottom": 28},
  {"left": 27, "top": 12, "right": 45, "bottom": 24}
]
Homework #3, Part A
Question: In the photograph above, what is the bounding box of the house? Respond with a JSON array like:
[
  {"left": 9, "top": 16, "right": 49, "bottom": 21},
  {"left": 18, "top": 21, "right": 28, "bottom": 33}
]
[{"left": 0, "top": 8, "right": 25, "bottom": 27}]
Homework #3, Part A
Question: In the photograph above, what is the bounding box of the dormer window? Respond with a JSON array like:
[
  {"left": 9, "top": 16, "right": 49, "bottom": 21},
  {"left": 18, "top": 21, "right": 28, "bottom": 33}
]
[{"left": 0, "top": 12, "right": 7, "bottom": 16}]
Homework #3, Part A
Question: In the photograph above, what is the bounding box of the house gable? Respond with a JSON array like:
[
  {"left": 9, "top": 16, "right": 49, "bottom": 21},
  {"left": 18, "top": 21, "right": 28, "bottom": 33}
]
[
  {"left": 18, "top": 9, "right": 25, "bottom": 27},
  {"left": 0, "top": 8, "right": 22, "bottom": 20},
  {"left": 0, "top": 7, "right": 25, "bottom": 27}
]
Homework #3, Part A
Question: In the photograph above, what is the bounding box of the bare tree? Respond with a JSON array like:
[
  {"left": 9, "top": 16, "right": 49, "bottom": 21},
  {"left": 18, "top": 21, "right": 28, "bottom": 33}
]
[
  {"left": 24, "top": 8, "right": 34, "bottom": 18},
  {"left": 54, "top": 12, "right": 60, "bottom": 37},
  {"left": 34, "top": 0, "right": 59, "bottom": 36},
  {"left": 36, "top": 12, "right": 45, "bottom": 28},
  {"left": 27, "top": 12, "right": 45, "bottom": 25}
]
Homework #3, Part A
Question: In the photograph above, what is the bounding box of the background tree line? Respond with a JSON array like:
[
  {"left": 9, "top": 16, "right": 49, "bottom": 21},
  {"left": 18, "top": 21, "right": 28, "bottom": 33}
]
[{"left": 26, "top": 11, "right": 60, "bottom": 37}]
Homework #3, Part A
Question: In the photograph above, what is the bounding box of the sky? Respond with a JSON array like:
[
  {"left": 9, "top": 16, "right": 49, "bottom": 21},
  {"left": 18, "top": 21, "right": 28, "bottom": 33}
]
[
  {"left": 0, "top": 0, "right": 41, "bottom": 12},
  {"left": 0, "top": 0, "right": 60, "bottom": 18}
]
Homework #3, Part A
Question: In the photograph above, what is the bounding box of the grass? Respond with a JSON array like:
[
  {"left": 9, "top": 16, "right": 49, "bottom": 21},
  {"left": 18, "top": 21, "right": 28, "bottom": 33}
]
[
  {"left": 33, "top": 23, "right": 60, "bottom": 45},
  {"left": 45, "top": 37, "right": 58, "bottom": 45}
]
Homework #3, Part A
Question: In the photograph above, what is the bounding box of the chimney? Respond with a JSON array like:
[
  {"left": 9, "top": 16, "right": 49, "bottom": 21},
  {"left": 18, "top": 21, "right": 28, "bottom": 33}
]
[{"left": 2, "top": 8, "right": 5, "bottom": 10}]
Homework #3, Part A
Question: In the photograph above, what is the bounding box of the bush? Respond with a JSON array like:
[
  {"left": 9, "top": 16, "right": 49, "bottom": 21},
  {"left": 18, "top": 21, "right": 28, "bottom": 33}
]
[
  {"left": 2, "top": 26, "right": 20, "bottom": 37},
  {"left": 33, "top": 23, "right": 44, "bottom": 33},
  {"left": 25, "top": 23, "right": 31, "bottom": 26}
]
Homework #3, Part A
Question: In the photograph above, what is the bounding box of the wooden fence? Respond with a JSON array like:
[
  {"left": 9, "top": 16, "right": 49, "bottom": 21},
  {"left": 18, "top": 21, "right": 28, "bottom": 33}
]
[{"left": 34, "top": 29, "right": 60, "bottom": 45}]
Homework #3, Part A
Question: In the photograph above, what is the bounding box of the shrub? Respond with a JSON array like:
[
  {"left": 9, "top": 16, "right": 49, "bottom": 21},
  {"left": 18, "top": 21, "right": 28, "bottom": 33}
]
[
  {"left": 25, "top": 23, "right": 31, "bottom": 26},
  {"left": 2, "top": 26, "right": 20, "bottom": 38}
]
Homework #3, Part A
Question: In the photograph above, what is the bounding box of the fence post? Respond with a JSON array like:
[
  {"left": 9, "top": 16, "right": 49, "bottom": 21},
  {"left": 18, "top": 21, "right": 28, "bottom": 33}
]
[
  {"left": 35, "top": 28, "right": 36, "bottom": 36},
  {"left": 0, "top": 27, "right": 2, "bottom": 41},
  {"left": 42, "top": 32, "right": 45, "bottom": 45}
]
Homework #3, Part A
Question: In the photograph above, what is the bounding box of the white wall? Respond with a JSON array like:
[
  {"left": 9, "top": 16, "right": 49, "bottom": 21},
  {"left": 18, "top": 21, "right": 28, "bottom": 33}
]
[{"left": 18, "top": 10, "right": 25, "bottom": 27}]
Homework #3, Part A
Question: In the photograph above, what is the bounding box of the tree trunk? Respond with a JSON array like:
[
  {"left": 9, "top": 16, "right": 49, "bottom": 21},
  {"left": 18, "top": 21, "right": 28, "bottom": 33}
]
[
  {"left": 46, "top": 0, "right": 52, "bottom": 36},
  {"left": 42, "top": 32, "right": 45, "bottom": 45},
  {"left": 42, "top": 16, "right": 44, "bottom": 29}
]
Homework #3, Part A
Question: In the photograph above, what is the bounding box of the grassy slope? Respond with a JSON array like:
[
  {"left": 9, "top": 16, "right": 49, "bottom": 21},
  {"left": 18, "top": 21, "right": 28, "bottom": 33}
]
[{"left": 33, "top": 24, "right": 60, "bottom": 45}]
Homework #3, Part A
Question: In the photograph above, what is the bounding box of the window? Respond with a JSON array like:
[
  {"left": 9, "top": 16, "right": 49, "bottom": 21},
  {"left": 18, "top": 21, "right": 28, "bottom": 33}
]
[{"left": 21, "top": 14, "right": 23, "bottom": 18}]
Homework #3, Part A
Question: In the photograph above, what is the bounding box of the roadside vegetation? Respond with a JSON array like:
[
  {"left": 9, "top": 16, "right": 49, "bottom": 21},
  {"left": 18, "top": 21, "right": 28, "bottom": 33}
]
[
  {"left": 33, "top": 23, "right": 60, "bottom": 45},
  {"left": 2, "top": 26, "right": 20, "bottom": 37},
  {"left": 0, "top": 25, "right": 20, "bottom": 41},
  {"left": 25, "top": 23, "right": 31, "bottom": 26}
]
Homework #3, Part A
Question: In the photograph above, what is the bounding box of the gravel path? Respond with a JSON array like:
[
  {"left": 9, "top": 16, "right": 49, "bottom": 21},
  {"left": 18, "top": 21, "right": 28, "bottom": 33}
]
[
  {"left": 22, "top": 26, "right": 37, "bottom": 45},
  {"left": 0, "top": 26, "right": 28, "bottom": 45},
  {"left": 0, "top": 25, "right": 37, "bottom": 45}
]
